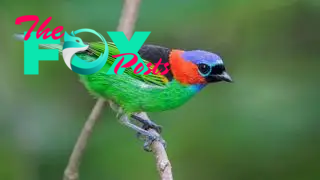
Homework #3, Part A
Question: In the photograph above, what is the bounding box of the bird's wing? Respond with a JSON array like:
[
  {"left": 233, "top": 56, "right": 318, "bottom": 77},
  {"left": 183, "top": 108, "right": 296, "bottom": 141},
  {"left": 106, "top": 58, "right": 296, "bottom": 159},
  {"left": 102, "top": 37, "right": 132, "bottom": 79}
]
[{"left": 88, "top": 42, "right": 171, "bottom": 86}]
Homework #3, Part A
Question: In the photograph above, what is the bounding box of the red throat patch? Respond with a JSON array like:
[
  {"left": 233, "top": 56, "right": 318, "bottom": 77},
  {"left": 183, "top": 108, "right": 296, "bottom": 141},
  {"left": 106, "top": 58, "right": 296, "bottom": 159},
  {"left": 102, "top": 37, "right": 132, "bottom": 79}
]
[{"left": 169, "top": 50, "right": 206, "bottom": 85}]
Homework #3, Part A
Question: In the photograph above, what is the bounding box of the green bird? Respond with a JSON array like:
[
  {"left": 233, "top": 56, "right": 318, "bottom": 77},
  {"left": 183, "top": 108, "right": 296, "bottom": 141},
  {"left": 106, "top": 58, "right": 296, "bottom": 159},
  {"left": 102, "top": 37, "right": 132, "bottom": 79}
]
[{"left": 15, "top": 33, "right": 232, "bottom": 151}]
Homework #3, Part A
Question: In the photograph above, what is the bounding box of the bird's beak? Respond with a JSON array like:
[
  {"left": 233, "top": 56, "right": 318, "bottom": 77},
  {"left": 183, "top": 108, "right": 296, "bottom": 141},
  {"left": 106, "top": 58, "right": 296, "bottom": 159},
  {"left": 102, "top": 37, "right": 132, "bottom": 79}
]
[
  {"left": 205, "top": 70, "right": 233, "bottom": 83},
  {"left": 219, "top": 71, "right": 233, "bottom": 83}
]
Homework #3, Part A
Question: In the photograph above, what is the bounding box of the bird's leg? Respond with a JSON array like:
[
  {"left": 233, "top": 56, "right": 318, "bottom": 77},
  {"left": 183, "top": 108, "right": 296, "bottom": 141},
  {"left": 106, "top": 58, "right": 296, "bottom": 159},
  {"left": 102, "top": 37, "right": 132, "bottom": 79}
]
[
  {"left": 131, "top": 114, "right": 162, "bottom": 133},
  {"left": 119, "top": 114, "right": 166, "bottom": 151}
]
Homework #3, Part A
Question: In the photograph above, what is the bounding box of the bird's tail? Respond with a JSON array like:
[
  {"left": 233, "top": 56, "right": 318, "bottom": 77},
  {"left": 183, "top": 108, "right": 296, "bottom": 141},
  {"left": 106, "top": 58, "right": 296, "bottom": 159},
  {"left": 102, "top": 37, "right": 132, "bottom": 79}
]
[
  {"left": 14, "top": 33, "right": 64, "bottom": 53},
  {"left": 13, "top": 33, "right": 25, "bottom": 41}
]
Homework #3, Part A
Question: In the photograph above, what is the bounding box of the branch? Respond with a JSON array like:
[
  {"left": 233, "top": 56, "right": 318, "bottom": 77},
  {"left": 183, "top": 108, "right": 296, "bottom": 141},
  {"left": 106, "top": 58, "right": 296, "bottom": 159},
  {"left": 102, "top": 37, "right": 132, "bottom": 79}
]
[
  {"left": 63, "top": 99, "right": 105, "bottom": 180},
  {"left": 63, "top": 0, "right": 141, "bottom": 180},
  {"left": 117, "top": 0, "right": 141, "bottom": 37},
  {"left": 138, "top": 112, "right": 173, "bottom": 180}
]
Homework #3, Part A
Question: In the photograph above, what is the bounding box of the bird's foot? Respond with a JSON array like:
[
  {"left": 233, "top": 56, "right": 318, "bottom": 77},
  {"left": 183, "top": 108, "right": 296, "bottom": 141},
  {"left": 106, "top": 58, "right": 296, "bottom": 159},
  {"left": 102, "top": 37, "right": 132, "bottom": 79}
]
[
  {"left": 135, "top": 125, "right": 167, "bottom": 151},
  {"left": 142, "top": 134, "right": 167, "bottom": 152},
  {"left": 131, "top": 114, "right": 162, "bottom": 133},
  {"left": 119, "top": 114, "right": 166, "bottom": 152}
]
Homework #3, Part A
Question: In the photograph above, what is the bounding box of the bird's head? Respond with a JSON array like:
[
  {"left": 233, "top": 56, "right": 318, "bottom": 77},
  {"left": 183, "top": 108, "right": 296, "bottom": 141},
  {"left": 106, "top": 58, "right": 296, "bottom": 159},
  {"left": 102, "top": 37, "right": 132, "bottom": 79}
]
[{"left": 169, "top": 50, "right": 232, "bottom": 85}]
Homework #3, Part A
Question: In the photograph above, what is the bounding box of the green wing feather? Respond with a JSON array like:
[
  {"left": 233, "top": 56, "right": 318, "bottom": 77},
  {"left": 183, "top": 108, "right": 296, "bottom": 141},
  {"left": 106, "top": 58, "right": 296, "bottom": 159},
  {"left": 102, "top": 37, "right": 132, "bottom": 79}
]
[{"left": 87, "top": 42, "right": 168, "bottom": 86}]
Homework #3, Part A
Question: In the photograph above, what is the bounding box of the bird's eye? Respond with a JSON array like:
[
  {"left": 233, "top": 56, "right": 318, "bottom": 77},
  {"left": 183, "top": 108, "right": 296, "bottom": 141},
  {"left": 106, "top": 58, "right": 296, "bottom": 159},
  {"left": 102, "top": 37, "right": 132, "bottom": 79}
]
[
  {"left": 76, "top": 40, "right": 80, "bottom": 43},
  {"left": 198, "top": 63, "right": 211, "bottom": 76}
]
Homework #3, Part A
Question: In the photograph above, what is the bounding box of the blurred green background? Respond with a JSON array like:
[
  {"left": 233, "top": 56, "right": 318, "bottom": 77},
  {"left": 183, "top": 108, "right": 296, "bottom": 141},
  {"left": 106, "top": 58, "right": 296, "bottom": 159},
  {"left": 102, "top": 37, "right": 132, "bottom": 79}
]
[{"left": 1, "top": 0, "right": 320, "bottom": 179}]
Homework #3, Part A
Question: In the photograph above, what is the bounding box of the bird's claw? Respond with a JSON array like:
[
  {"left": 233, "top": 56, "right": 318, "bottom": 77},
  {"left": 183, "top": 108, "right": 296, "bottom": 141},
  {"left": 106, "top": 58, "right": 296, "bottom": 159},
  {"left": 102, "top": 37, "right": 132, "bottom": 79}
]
[
  {"left": 127, "top": 114, "right": 166, "bottom": 151},
  {"left": 136, "top": 124, "right": 162, "bottom": 140},
  {"left": 142, "top": 123, "right": 162, "bottom": 134},
  {"left": 143, "top": 134, "right": 167, "bottom": 152}
]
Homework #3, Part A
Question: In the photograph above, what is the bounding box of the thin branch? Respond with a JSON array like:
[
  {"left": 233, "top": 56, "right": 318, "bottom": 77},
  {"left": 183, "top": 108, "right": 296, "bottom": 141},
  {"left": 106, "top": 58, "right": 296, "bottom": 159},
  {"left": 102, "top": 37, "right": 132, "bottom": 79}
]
[
  {"left": 63, "top": 98, "right": 105, "bottom": 180},
  {"left": 138, "top": 112, "right": 173, "bottom": 180},
  {"left": 117, "top": 0, "right": 141, "bottom": 37},
  {"left": 63, "top": 0, "right": 142, "bottom": 180}
]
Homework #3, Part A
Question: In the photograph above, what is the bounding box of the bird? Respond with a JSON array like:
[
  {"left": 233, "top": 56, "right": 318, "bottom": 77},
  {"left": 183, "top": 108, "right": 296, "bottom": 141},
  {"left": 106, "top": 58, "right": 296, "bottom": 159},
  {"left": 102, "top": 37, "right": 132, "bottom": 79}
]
[{"left": 14, "top": 33, "right": 232, "bottom": 151}]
